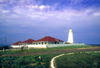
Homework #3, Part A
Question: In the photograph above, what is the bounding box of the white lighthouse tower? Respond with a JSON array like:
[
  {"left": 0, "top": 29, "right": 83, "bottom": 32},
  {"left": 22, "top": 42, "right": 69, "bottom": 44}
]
[{"left": 67, "top": 28, "right": 74, "bottom": 44}]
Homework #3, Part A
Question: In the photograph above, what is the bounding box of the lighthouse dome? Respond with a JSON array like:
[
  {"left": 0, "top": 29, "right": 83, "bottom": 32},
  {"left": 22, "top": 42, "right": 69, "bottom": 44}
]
[{"left": 69, "top": 28, "right": 73, "bottom": 32}]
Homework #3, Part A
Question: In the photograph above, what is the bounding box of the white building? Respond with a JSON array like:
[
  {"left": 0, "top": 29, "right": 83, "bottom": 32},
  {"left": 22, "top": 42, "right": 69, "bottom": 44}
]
[
  {"left": 32, "top": 36, "right": 63, "bottom": 45},
  {"left": 67, "top": 28, "right": 74, "bottom": 44},
  {"left": 11, "top": 41, "right": 22, "bottom": 48},
  {"left": 21, "top": 39, "right": 35, "bottom": 47},
  {"left": 11, "top": 36, "right": 64, "bottom": 48}
]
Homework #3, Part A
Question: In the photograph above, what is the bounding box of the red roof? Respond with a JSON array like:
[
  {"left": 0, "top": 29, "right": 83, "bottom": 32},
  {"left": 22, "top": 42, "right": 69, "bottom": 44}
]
[
  {"left": 11, "top": 41, "right": 21, "bottom": 45},
  {"left": 21, "top": 39, "right": 35, "bottom": 43},
  {"left": 34, "top": 36, "right": 63, "bottom": 42}
]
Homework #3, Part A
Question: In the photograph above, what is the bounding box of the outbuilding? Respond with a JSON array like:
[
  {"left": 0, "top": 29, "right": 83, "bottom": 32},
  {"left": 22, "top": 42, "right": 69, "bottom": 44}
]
[
  {"left": 11, "top": 41, "right": 22, "bottom": 48},
  {"left": 21, "top": 39, "right": 35, "bottom": 47}
]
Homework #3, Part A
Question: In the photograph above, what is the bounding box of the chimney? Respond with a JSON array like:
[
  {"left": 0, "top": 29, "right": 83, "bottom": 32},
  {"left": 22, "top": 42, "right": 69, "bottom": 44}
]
[
  {"left": 18, "top": 41, "right": 21, "bottom": 42},
  {"left": 44, "top": 36, "right": 46, "bottom": 38}
]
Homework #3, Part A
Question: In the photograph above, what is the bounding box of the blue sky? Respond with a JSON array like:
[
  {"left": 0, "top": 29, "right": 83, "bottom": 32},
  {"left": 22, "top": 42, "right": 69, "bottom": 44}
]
[{"left": 0, "top": 0, "right": 100, "bottom": 44}]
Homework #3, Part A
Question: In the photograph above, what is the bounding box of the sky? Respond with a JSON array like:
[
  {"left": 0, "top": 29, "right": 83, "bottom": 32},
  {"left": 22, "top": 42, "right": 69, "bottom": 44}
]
[{"left": 0, "top": 0, "right": 100, "bottom": 44}]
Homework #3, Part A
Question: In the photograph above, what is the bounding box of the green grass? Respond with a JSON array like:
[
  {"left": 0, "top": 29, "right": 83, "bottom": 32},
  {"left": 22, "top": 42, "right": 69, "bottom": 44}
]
[
  {"left": 0, "top": 53, "right": 60, "bottom": 68},
  {"left": 0, "top": 51, "right": 100, "bottom": 68},
  {"left": 56, "top": 51, "right": 100, "bottom": 68},
  {"left": 0, "top": 45, "right": 99, "bottom": 55}
]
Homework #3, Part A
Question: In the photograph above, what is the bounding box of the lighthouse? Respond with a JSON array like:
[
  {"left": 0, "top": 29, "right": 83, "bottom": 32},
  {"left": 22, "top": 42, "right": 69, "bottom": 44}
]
[{"left": 67, "top": 28, "right": 74, "bottom": 44}]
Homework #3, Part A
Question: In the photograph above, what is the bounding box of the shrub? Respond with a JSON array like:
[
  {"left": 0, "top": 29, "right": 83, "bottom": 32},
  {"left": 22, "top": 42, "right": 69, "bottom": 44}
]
[
  {"left": 0, "top": 53, "right": 60, "bottom": 68},
  {"left": 0, "top": 46, "right": 10, "bottom": 50}
]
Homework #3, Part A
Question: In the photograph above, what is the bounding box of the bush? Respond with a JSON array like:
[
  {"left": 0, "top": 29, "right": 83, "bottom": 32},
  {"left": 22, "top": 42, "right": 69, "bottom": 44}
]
[
  {"left": 0, "top": 46, "right": 10, "bottom": 50},
  {"left": 0, "top": 53, "right": 60, "bottom": 68}
]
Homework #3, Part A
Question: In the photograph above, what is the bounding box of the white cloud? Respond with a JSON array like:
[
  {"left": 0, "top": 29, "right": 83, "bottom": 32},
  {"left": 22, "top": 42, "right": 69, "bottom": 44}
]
[
  {"left": 39, "top": 5, "right": 46, "bottom": 9},
  {"left": 0, "top": 1, "right": 100, "bottom": 34},
  {"left": 1, "top": 6, "right": 100, "bottom": 27},
  {"left": 0, "top": 0, "right": 3, "bottom": 2},
  {"left": 93, "top": 12, "right": 100, "bottom": 16},
  {"left": 2, "top": 10, "right": 10, "bottom": 13}
]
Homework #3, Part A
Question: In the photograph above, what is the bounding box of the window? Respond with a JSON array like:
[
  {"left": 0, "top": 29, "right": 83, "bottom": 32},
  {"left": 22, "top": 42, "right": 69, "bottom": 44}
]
[
  {"left": 55, "top": 42, "right": 56, "bottom": 44},
  {"left": 42, "top": 42, "right": 43, "bottom": 45},
  {"left": 45, "top": 42, "right": 46, "bottom": 44}
]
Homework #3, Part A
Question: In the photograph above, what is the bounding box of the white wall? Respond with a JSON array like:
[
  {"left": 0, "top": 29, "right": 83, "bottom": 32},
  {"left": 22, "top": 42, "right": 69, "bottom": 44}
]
[
  {"left": 47, "top": 43, "right": 86, "bottom": 48},
  {"left": 11, "top": 43, "right": 86, "bottom": 48},
  {"left": 10, "top": 45, "right": 22, "bottom": 48},
  {"left": 26, "top": 45, "right": 47, "bottom": 48},
  {"left": 59, "top": 42, "right": 63, "bottom": 44}
]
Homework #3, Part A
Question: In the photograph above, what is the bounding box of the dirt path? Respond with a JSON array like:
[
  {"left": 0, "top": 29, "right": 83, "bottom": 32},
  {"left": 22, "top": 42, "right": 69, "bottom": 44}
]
[{"left": 0, "top": 47, "right": 100, "bottom": 57}]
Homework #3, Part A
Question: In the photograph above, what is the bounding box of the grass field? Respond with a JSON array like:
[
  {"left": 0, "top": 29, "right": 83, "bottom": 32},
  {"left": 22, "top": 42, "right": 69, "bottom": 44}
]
[
  {"left": 56, "top": 51, "right": 100, "bottom": 68},
  {"left": 0, "top": 45, "right": 99, "bottom": 55},
  {"left": 0, "top": 51, "right": 100, "bottom": 68},
  {"left": 0, "top": 53, "right": 61, "bottom": 68}
]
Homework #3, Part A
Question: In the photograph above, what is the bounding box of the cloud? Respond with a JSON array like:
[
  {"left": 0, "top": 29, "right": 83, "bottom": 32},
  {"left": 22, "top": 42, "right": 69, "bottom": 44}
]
[
  {"left": 0, "top": 0, "right": 100, "bottom": 44},
  {"left": 93, "top": 12, "right": 100, "bottom": 16},
  {"left": 2, "top": 10, "right": 10, "bottom": 13},
  {"left": 0, "top": 3, "right": 100, "bottom": 29}
]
